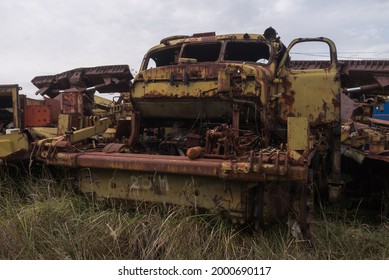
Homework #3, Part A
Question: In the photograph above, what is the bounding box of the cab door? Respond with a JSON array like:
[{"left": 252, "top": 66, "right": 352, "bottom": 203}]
[{"left": 276, "top": 38, "right": 341, "bottom": 127}]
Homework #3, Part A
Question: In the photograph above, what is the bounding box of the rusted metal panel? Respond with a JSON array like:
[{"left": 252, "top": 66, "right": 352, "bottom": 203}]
[
  {"left": 23, "top": 97, "right": 60, "bottom": 126},
  {"left": 31, "top": 65, "right": 133, "bottom": 98},
  {"left": 291, "top": 60, "right": 389, "bottom": 73},
  {"left": 292, "top": 60, "right": 389, "bottom": 95},
  {"left": 44, "top": 98, "right": 61, "bottom": 123},
  {"left": 24, "top": 105, "right": 51, "bottom": 127},
  {"left": 341, "top": 93, "right": 361, "bottom": 120},
  {"left": 217, "top": 68, "right": 231, "bottom": 92},
  {"left": 43, "top": 152, "right": 308, "bottom": 182},
  {"left": 368, "top": 117, "right": 389, "bottom": 126},
  {"left": 340, "top": 60, "right": 389, "bottom": 73},
  {"left": 62, "top": 90, "right": 83, "bottom": 114}
]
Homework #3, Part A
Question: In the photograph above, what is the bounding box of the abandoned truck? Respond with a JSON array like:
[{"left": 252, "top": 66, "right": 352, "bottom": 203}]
[{"left": 1, "top": 28, "right": 353, "bottom": 239}]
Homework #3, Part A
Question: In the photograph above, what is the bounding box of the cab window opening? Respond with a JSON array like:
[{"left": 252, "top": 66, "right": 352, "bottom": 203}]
[
  {"left": 146, "top": 46, "right": 181, "bottom": 69},
  {"left": 182, "top": 43, "right": 221, "bottom": 62},
  {"left": 224, "top": 42, "right": 270, "bottom": 64}
]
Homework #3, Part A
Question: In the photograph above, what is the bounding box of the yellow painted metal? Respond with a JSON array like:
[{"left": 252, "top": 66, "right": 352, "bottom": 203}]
[
  {"left": 57, "top": 113, "right": 110, "bottom": 137},
  {"left": 277, "top": 38, "right": 341, "bottom": 126},
  {"left": 94, "top": 95, "right": 113, "bottom": 108},
  {"left": 102, "top": 127, "right": 116, "bottom": 139},
  {"left": 57, "top": 114, "right": 72, "bottom": 135},
  {"left": 178, "top": 58, "right": 197, "bottom": 64},
  {"left": 33, "top": 117, "right": 111, "bottom": 161},
  {"left": 0, "top": 84, "right": 21, "bottom": 128},
  {"left": 64, "top": 117, "right": 110, "bottom": 143},
  {"left": 287, "top": 117, "right": 309, "bottom": 151},
  {"left": 283, "top": 69, "right": 340, "bottom": 124},
  {"left": 78, "top": 168, "right": 253, "bottom": 222},
  {"left": 131, "top": 63, "right": 271, "bottom": 121},
  {"left": 0, "top": 131, "right": 29, "bottom": 158},
  {"left": 30, "top": 127, "right": 58, "bottom": 139},
  {"left": 0, "top": 84, "right": 28, "bottom": 159},
  {"left": 341, "top": 146, "right": 365, "bottom": 164}
]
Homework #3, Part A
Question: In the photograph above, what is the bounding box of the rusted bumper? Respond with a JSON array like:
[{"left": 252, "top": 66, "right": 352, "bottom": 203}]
[{"left": 45, "top": 152, "right": 308, "bottom": 182}]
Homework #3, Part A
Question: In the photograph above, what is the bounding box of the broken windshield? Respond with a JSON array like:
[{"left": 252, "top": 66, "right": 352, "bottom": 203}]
[
  {"left": 224, "top": 41, "right": 271, "bottom": 64},
  {"left": 143, "top": 39, "right": 272, "bottom": 70},
  {"left": 181, "top": 42, "right": 221, "bottom": 62},
  {"left": 145, "top": 46, "right": 181, "bottom": 69}
]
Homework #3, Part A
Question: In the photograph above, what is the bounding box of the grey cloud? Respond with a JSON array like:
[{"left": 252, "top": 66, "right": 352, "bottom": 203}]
[{"left": 0, "top": 0, "right": 388, "bottom": 95}]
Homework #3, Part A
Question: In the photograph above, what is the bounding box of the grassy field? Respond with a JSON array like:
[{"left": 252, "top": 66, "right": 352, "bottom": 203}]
[{"left": 1, "top": 168, "right": 388, "bottom": 260}]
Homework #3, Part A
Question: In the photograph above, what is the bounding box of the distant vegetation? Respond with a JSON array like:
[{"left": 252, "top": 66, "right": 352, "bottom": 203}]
[{"left": 0, "top": 167, "right": 388, "bottom": 260}]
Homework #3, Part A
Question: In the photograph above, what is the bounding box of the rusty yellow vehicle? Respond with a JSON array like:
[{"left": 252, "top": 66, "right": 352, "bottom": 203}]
[
  {"left": 0, "top": 85, "right": 31, "bottom": 163},
  {"left": 2, "top": 28, "right": 349, "bottom": 239}
]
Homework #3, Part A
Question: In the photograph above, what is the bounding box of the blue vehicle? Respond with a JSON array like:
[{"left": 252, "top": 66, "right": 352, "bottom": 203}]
[{"left": 373, "top": 101, "right": 389, "bottom": 121}]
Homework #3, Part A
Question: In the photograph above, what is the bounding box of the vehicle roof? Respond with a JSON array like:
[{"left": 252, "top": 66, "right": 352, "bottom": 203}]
[{"left": 146, "top": 33, "right": 270, "bottom": 53}]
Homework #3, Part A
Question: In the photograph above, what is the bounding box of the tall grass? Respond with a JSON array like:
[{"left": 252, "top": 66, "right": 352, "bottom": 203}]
[{"left": 0, "top": 167, "right": 388, "bottom": 260}]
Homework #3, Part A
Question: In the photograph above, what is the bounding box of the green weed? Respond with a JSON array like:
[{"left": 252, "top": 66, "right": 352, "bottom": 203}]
[{"left": 0, "top": 169, "right": 388, "bottom": 260}]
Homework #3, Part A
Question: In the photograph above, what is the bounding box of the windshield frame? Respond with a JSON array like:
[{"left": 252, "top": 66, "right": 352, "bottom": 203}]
[{"left": 140, "top": 38, "right": 275, "bottom": 71}]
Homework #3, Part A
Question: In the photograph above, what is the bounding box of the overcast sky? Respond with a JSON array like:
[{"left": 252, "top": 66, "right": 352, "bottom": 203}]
[{"left": 1, "top": 0, "right": 389, "bottom": 96}]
